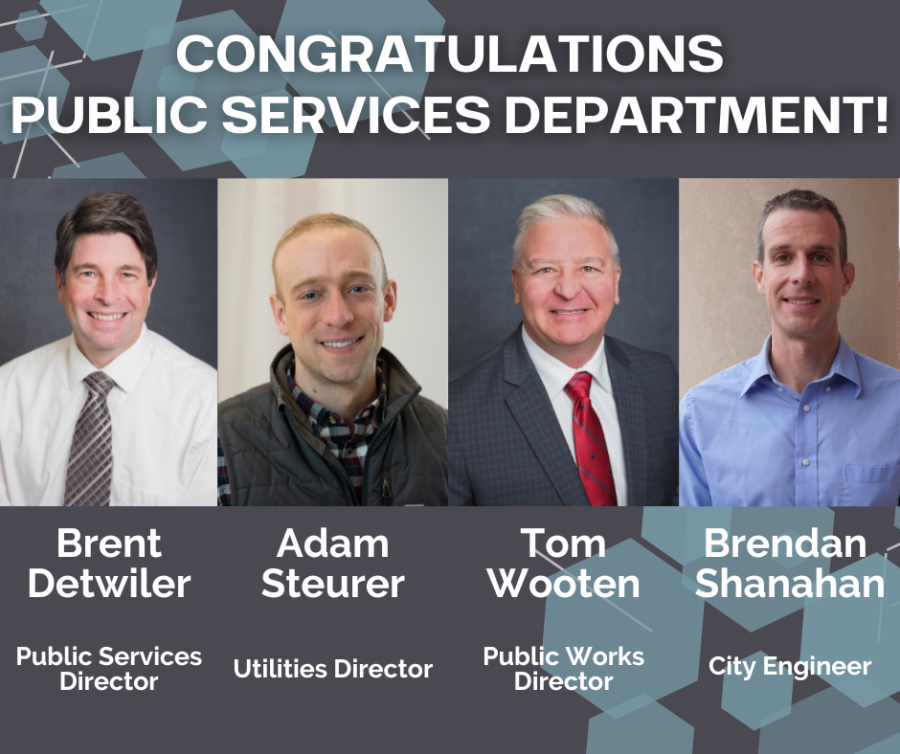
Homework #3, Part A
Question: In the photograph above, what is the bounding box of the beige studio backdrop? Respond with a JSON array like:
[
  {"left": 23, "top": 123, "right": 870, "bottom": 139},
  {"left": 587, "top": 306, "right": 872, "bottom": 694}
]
[
  {"left": 218, "top": 179, "right": 449, "bottom": 407},
  {"left": 680, "top": 178, "right": 900, "bottom": 399}
]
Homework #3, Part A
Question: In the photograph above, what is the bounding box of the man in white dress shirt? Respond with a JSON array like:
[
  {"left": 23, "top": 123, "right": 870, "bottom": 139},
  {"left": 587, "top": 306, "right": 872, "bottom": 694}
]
[
  {"left": 0, "top": 192, "right": 216, "bottom": 506},
  {"left": 450, "top": 194, "right": 678, "bottom": 506}
]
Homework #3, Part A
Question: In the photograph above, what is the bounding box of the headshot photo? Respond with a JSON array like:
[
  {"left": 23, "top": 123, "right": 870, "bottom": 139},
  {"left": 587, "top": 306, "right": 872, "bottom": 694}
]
[
  {"left": 680, "top": 179, "right": 900, "bottom": 507},
  {"left": 217, "top": 178, "right": 448, "bottom": 507},
  {"left": 0, "top": 180, "right": 218, "bottom": 506},
  {"left": 448, "top": 179, "right": 679, "bottom": 507}
]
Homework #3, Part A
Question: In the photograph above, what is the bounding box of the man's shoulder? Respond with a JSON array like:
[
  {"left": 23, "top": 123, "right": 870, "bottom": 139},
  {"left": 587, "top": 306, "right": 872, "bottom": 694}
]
[
  {"left": 682, "top": 357, "right": 756, "bottom": 407},
  {"left": 606, "top": 336, "right": 676, "bottom": 379},
  {"left": 0, "top": 336, "right": 70, "bottom": 385},
  {"left": 218, "top": 382, "right": 274, "bottom": 420},
  {"left": 449, "top": 336, "right": 510, "bottom": 393},
  {"left": 147, "top": 331, "right": 216, "bottom": 389},
  {"left": 851, "top": 349, "right": 900, "bottom": 395}
]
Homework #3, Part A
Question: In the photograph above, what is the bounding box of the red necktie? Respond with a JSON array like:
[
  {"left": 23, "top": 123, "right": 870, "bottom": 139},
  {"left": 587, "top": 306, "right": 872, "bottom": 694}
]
[{"left": 565, "top": 372, "right": 617, "bottom": 506}]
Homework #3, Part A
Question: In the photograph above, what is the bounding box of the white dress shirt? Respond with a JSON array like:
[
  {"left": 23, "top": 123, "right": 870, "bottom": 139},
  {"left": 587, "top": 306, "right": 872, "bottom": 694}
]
[
  {"left": 0, "top": 325, "right": 217, "bottom": 506},
  {"left": 522, "top": 329, "right": 628, "bottom": 506}
]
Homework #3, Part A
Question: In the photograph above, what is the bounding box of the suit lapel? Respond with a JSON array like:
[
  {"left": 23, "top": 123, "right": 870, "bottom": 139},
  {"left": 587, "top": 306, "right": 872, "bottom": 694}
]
[
  {"left": 503, "top": 329, "right": 589, "bottom": 507},
  {"left": 606, "top": 337, "right": 646, "bottom": 504}
]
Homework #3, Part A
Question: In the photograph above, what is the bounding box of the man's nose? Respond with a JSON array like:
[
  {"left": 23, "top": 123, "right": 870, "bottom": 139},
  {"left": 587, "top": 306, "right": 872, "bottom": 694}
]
[
  {"left": 791, "top": 256, "right": 814, "bottom": 285},
  {"left": 94, "top": 278, "right": 118, "bottom": 304},
  {"left": 554, "top": 272, "right": 582, "bottom": 299},
  {"left": 324, "top": 292, "right": 353, "bottom": 326}
]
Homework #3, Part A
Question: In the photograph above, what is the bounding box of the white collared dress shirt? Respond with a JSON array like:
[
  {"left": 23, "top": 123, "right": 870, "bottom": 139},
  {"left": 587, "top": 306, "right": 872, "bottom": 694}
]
[
  {"left": 0, "top": 325, "right": 217, "bottom": 506},
  {"left": 522, "top": 329, "right": 628, "bottom": 506}
]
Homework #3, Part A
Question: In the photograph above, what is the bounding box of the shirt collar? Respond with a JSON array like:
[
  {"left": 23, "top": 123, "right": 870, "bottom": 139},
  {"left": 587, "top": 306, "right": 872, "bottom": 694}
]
[
  {"left": 287, "top": 362, "right": 387, "bottom": 432},
  {"left": 66, "top": 324, "right": 153, "bottom": 394},
  {"left": 740, "top": 333, "right": 861, "bottom": 398},
  {"left": 521, "top": 327, "right": 612, "bottom": 401}
]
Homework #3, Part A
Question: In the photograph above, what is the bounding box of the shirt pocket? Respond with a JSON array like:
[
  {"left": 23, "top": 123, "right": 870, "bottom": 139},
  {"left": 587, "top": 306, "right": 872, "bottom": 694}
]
[{"left": 842, "top": 465, "right": 900, "bottom": 507}]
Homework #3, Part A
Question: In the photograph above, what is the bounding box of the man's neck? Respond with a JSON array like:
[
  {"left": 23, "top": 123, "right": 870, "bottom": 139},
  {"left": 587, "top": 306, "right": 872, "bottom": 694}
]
[
  {"left": 293, "top": 360, "right": 378, "bottom": 425},
  {"left": 768, "top": 328, "right": 840, "bottom": 394}
]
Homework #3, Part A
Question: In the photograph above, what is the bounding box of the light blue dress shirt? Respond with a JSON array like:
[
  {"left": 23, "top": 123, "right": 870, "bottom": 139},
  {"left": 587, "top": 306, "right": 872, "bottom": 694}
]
[{"left": 680, "top": 335, "right": 900, "bottom": 507}]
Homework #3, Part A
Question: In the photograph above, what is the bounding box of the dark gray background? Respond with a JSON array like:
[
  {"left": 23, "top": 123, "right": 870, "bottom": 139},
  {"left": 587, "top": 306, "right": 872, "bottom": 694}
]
[
  {"left": 0, "top": 0, "right": 898, "bottom": 178},
  {"left": 0, "top": 179, "right": 217, "bottom": 368},
  {"left": 1, "top": 508, "right": 897, "bottom": 754},
  {"left": 449, "top": 179, "right": 678, "bottom": 373}
]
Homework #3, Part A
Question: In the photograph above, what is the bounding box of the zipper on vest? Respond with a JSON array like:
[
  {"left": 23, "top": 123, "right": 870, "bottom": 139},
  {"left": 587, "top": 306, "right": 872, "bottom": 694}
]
[{"left": 382, "top": 478, "right": 392, "bottom": 500}]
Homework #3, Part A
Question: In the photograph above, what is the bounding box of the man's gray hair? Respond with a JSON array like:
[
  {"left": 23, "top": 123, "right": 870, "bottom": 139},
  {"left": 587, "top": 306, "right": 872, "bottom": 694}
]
[{"left": 513, "top": 194, "right": 620, "bottom": 269}]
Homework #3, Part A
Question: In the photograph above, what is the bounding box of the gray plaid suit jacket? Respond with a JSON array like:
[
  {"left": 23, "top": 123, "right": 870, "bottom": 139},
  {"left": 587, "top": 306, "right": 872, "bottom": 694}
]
[{"left": 449, "top": 326, "right": 678, "bottom": 506}]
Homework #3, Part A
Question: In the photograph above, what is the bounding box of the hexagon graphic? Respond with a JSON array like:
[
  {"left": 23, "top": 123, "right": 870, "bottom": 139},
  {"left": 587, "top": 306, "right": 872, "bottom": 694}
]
[
  {"left": 275, "top": 0, "right": 444, "bottom": 128},
  {"left": 542, "top": 539, "right": 705, "bottom": 713},
  {"left": 894, "top": 506, "right": 900, "bottom": 530},
  {"left": 721, "top": 651, "right": 792, "bottom": 730},
  {"left": 0, "top": 47, "right": 70, "bottom": 145},
  {"left": 856, "top": 731, "right": 900, "bottom": 754},
  {"left": 53, "top": 153, "right": 145, "bottom": 178},
  {"left": 800, "top": 554, "right": 900, "bottom": 707},
  {"left": 16, "top": 10, "right": 47, "bottom": 42},
  {"left": 759, "top": 688, "right": 900, "bottom": 754},
  {"left": 130, "top": 12, "right": 316, "bottom": 176},
  {"left": 681, "top": 507, "right": 836, "bottom": 632},
  {"left": 158, "top": 65, "right": 196, "bottom": 99},
  {"left": 39, "top": 0, "right": 179, "bottom": 60},
  {"left": 642, "top": 506, "right": 733, "bottom": 566},
  {"left": 586, "top": 701, "right": 693, "bottom": 754}
]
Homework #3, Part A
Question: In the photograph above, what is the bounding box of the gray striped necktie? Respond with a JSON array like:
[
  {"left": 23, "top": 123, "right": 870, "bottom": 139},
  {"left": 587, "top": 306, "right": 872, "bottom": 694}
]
[{"left": 64, "top": 371, "right": 116, "bottom": 507}]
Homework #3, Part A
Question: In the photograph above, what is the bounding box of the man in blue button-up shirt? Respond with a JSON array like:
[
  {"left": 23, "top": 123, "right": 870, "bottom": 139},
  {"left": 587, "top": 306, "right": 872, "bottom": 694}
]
[{"left": 680, "top": 189, "right": 900, "bottom": 507}]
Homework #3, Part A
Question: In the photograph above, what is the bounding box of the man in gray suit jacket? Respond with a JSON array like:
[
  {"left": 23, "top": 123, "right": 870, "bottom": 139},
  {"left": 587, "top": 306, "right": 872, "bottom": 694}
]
[{"left": 449, "top": 195, "right": 678, "bottom": 506}]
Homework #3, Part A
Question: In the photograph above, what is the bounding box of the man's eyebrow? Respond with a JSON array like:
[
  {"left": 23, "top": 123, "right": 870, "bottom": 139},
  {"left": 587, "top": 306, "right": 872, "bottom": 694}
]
[
  {"left": 289, "top": 270, "right": 377, "bottom": 296},
  {"left": 767, "top": 243, "right": 836, "bottom": 253},
  {"left": 527, "top": 256, "right": 607, "bottom": 268}
]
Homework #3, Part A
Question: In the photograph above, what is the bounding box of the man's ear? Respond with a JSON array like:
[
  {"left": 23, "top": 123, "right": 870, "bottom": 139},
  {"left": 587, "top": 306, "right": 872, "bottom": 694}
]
[
  {"left": 752, "top": 260, "right": 765, "bottom": 295},
  {"left": 841, "top": 261, "right": 855, "bottom": 296},
  {"left": 511, "top": 266, "right": 520, "bottom": 305},
  {"left": 270, "top": 293, "right": 290, "bottom": 336},
  {"left": 56, "top": 269, "right": 64, "bottom": 304},
  {"left": 382, "top": 279, "right": 398, "bottom": 323}
]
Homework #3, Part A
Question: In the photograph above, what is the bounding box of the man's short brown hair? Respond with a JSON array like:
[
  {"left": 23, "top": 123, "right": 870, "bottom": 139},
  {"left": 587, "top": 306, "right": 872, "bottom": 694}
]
[
  {"left": 272, "top": 213, "right": 388, "bottom": 299},
  {"left": 758, "top": 189, "right": 848, "bottom": 267},
  {"left": 56, "top": 192, "right": 157, "bottom": 284}
]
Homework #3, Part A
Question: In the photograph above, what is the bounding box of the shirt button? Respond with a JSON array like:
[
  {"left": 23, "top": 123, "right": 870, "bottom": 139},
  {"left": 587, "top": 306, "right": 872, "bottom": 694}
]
[
  {"left": 778, "top": 387, "right": 783, "bottom": 392},
  {"left": 826, "top": 387, "right": 832, "bottom": 392},
  {"left": 329, "top": 417, "right": 337, "bottom": 425},
  {"left": 803, "top": 405, "right": 810, "bottom": 412},
  {"left": 802, "top": 458, "right": 810, "bottom": 466}
]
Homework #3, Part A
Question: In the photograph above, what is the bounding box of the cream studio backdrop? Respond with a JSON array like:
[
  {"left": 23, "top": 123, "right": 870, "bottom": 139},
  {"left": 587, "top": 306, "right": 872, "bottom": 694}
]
[{"left": 217, "top": 179, "right": 449, "bottom": 408}]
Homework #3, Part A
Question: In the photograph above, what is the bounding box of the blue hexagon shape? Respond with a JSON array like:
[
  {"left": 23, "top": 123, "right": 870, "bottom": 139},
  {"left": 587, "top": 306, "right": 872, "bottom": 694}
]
[
  {"left": 16, "top": 10, "right": 47, "bottom": 41},
  {"left": 800, "top": 554, "right": 900, "bottom": 707},
  {"left": 543, "top": 539, "right": 705, "bottom": 714},
  {"left": 220, "top": 91, "right": 317, "bottom": 178},
  {"left": 642, "top": 506, "right": 733, "bottom": 566},
  {"left": 53, "top": 153, "right": 145, "bottom": 178},
  {"left": 130, "top": 11, "right": 316, "bottom": 175},
  {"left": 39, "top": 0, "right": 179, "bottom": 60},
  {"left": 894, "top": 506, "right": 900, "bottom": 530},
  {"left": 681, "top": 507, "right": 836, "bottom": 632},
  {"left": 275, "top": 0, "right": 444, "bottom": 128},
  {"left": 0, "top": 46, "right": 70, "bottom": 145},
  {"left": 721, "top": 650, "right": 792, "bottom": 730},
  {"left": 158, "top": 65, "right": 196, "bottom": 99},
  {"left": 587, "top": 701, "right": 693, "bottom": 754},
  {"left": 759, "top": 688, "right": 900, "bottom": 754}
]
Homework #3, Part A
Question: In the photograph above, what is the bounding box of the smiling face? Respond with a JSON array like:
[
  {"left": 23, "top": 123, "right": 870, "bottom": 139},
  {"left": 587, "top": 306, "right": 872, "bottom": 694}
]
[
  {"left": 512, "top": 217, "right": 621, "bottom": 368},
  {"left": 753, "top": 208, "right": 855, "bottom": 347},
  {"left": 56, "top": 232, "right": 155, "bottom": 368},
  {"left": 270, "top": 226, "right": 396, "bottom": 394}
]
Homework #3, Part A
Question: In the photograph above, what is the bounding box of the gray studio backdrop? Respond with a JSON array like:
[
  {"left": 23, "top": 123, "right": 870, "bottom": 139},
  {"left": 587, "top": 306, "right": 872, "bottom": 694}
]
[
  {"left": 0, "top": 180, "right": 217, "bottom": 369},
  {"left": 449, "top": 179, "right": 678, "bottom": 373}
]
